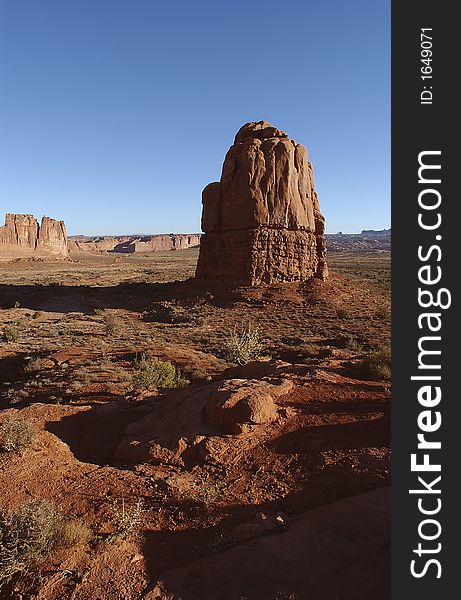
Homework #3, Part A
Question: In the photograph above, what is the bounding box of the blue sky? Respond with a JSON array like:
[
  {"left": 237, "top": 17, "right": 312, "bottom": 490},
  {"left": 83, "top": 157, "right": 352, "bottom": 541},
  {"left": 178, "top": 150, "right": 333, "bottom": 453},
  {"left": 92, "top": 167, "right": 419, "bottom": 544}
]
[{"left": 0, "top": 0, "right": 389, "bottom": 235}]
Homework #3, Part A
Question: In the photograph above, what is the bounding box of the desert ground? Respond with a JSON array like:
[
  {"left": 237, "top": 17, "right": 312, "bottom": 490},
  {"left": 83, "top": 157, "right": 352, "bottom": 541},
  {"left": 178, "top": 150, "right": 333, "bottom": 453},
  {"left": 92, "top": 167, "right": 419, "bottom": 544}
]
[{"left": 0, "top": 246, "right": 390, "bottom": 600}]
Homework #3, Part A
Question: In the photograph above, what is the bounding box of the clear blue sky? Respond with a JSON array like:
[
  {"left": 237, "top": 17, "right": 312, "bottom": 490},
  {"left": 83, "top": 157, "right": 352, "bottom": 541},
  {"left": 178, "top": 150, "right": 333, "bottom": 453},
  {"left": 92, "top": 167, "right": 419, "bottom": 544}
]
[{"left": 0, "top": 0, "right": 389, "bottom": 236}]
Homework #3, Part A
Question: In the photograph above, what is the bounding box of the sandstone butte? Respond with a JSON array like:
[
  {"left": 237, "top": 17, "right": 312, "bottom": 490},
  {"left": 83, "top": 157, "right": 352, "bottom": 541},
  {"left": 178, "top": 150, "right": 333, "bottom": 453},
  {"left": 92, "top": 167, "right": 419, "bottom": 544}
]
[
  {"left": 195, "top": 121, "right": 328, "bottom": 286},
  {"left": 0, "top": 213, "right": 67, "bottom": 259}
]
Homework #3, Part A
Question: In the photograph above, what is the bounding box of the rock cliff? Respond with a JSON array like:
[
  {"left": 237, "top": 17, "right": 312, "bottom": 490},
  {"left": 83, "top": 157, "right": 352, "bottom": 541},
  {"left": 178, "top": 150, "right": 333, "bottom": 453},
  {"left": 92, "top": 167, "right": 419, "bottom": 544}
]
[
  {"left": 67, "top": 234, "right": 201, "bottom": 254},
  {"left": 195, "top": 121, "right": 328, "bottom": 285},
  {"left": 0, "top": 214, "right": 67, "bottom": 259}
]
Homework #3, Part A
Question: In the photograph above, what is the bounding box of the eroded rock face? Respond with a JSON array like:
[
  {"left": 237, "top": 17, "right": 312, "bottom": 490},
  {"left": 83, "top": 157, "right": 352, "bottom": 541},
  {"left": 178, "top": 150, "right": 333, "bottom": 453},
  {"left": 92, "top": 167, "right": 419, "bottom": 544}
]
[
  {"left": 68, "top": 234, "right": 201, "bottom": 254},
  {"left": 0, "top": 213, "right": 67, "bottom": 258},
  {"left": 196, "top": 121, "right": 328, "bottom": 285},
  {"left": 206, "top": 378, "right": 292, "bottom": 433},
  {"left": 115, "top": 376, "right": 293, "bottom": 467}
]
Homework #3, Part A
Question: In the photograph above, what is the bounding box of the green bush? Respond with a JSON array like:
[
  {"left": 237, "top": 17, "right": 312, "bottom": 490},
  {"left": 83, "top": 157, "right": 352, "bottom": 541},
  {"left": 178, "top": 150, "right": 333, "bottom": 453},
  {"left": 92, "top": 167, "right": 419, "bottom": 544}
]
[
  {"left": 0, "top": 499, "right": 62, "bottom": 585},
  {"left": 225, "top": 323, "right": 263, "bottom": 365},
  {"left": 131, "top": 357, "right": 186, "bottom": 391},
  {"left": 361, "top": 349, "right": 391, "bottom": 381},
  {"left": 0, "top": 418, "right": 36, "bottom": 453},
  {"left": 336, "top": 308, "right": 349, "bottom": 319}
]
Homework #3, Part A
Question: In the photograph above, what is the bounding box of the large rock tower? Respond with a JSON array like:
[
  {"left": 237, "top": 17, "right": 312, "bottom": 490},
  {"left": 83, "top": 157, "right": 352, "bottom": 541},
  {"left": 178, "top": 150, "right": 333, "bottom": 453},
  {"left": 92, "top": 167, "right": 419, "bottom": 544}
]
[{"left": 195, "top": 121, "right": 328, "bottom": 285}]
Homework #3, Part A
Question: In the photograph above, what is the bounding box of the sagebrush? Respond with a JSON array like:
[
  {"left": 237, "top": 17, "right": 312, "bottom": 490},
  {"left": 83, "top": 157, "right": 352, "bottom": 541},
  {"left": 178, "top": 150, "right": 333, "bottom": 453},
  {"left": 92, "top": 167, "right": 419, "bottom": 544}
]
[
  {"left": 103, "top": 312, "right": 120, "bottom": 336},
  {"left": 3, "top": 325, "right": 21, "bottom": 342},
  {"left": 0, "top": 417, "right": 36, "bottom": 453},
  {"left": 225, "top": 323, "right": 263, "bottom": 365},
  {"left": 0, "top": 499, "right": 61, "bottom": 585}
]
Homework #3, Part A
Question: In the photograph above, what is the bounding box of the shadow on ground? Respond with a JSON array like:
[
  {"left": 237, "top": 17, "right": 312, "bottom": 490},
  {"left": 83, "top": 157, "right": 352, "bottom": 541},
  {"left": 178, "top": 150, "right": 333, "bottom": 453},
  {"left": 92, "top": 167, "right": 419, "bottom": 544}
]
[{"left": 45, "top": 401, "right": 152, "bottom": 465}]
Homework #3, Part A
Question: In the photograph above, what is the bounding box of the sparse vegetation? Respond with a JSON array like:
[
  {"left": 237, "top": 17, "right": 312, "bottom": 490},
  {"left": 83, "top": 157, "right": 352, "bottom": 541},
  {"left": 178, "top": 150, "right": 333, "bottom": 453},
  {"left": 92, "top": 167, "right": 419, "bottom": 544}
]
[
  {"left": 226, "top": 323, "right": 263, "bottom": 365},
  {"left": 182, "top": 365, "right": 209, "bottom": 382},
  {"left": 336, "top": 308, "right": 349, "bottom": 319},
  {"left": 3, "top": 324, "right": 21, "bottom": 342},
  {"left": 23, "top": 356, "right": 52, "bottom": 373},
  {"left": 98, "top": 353, "right": 113, "bottom": 368},
  {"left": 131, "top": 356, "right": 187, "bottom": 390},
  {"left": 192, "top": 314, "right": 208, "bottom": 327},
  {"left": 0, "top": 500, "right": 91, "bottom": 586},
  {"left": 103, "top": 312, "right": 120, "bottom": 336},
  {"left": 110, "top": 497, "right": 143, "bottom": 540},
  {"left": 361, "top": 349, "right": 391, "bottom": 381},
  {"left": 60, "top": 519, "right": 93, "bottom": 548},
  {"left": 0, "top": 417, "right": 36, "bottom": 453},
  {"left": 189, "top": 305, "right": 208, "bottom": 327},
  {"left": 345, "top": 336, "right": 363, "bottom": 352},
  {"left": 0, "top": 249, "right": 391, "bottom": 597},
  {"left": 74, "top": 366, "right": 97, "bottom": 384},
  {"left": 0, "top": 499, "right": 62, "bottom": 585}
]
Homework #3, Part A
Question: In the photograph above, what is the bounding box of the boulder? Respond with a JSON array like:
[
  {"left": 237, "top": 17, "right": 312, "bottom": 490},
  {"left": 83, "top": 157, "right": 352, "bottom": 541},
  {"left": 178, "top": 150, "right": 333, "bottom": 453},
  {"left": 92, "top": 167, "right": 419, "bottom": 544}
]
[{"left": 206, "top": 378, "right": 292, "bottom": 433}]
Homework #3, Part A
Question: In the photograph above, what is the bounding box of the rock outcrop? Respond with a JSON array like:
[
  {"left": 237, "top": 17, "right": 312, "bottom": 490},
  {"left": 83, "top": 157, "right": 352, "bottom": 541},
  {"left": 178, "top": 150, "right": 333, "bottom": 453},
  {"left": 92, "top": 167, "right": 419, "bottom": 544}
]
[
  {"left": 116, "top": 376, "right": 293, "bottom": 467},
  {"left": 0, "top": 214, "right": 67, "bottom": 259},
  {"left": 67, "top": 234, "right": 201, "bottom": 254},
  {"left": 195, "top": 121, "right": 328, "bottom": 285}
]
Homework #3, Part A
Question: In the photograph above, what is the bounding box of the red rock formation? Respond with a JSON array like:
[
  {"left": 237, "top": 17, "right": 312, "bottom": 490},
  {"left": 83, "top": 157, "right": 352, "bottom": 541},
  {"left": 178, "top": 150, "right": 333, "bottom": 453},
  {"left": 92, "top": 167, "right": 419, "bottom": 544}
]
[
  {"left": 196, "top": 121, "right": 328, "bottom": 285},
  {"left": 68, "top": 234, "right": 201, "bottom": 254},
  {"left": 0, "top": 214, "right": 67, "bottom": 259}
]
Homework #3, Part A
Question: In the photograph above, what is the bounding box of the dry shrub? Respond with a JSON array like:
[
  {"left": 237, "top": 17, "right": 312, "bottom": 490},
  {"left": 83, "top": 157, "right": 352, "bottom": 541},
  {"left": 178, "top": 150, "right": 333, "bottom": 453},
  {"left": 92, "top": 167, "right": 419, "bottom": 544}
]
[
  {"left": 0, "top": 417, "right": 36, "bottom": 453},
  {"left": 375, "top": 306, "right": 390, "bottom": 320},
  {"left": 60, "top": 520, "right": 93, "bottom": 548},
  {"left": 361, "top": 349, "right": 391, "bottom": 381},
  {"left": 225, "top": 323, "right": 263, "bottom": 365},
  {"left": 110, "top": 498, "right": 143, "bottom": 540},
  {"left": 3, "top": 325, "right": 21, "bottom": 342},
  {"left": 103, "top": 312, "right": 120, "bottom": 336},
  {"left": 345, "top": 336, "right": 363, "bottom": 352},
  {"left": 0, "top": 499, "right": 61, "bottom": 585},
  {"left": 23, "top": 357, "right": 52, "bottom": 373},
  {"left": 0, "top": 500, "right": 92, "bottom": 586}
]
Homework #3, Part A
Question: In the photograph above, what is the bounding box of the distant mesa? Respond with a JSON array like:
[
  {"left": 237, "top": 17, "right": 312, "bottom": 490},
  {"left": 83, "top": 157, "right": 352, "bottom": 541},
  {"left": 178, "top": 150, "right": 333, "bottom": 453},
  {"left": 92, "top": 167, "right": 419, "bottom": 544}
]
[
  {"left": 195, "top": 121, "right": 328, "bottom": 286},
  {"left": 0, "top": 213, "right": 67, "bottom": 259},
  {"left": 326, "top": 229, "right": 391, "bottom": 252},
  {"left": 361, "top": 228, "right": 391, "bottom": 236},
  {"left": 0, "top": 212, "right": 201, "bottom": 259},
  {"left": 68, "top": 234, "right": 201, "bottom": 254}
]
